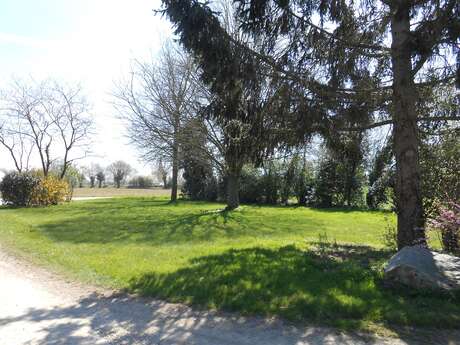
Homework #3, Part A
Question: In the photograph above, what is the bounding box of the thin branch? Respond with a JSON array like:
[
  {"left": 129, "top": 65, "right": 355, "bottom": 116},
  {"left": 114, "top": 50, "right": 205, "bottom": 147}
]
[{"left": 340, "top": 116, "right": 460, "bottom": 131}]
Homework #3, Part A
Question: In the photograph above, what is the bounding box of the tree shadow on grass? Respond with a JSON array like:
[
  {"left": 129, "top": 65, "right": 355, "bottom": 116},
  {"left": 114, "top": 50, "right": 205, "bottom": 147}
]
[
  {"left": 246, "top": 203, "right": 393, "bottom": 214},
  {"left": 33, "top": 204, "right": 326, "bottom": 245},
  {"left": 128, "top": 245, "right": 460, "bottom": 333},
  {"left": 1, "top": 247, "right": 459, "bottom": 345}
]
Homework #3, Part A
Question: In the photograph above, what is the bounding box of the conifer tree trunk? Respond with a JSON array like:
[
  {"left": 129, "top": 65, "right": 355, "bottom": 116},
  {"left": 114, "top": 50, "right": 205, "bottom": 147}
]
[
  {"left": 226, "top": 171, "right": 240, "bottom": 210},
  {"left": 226, "top": 156, "right": 243, "bottom": 210},
  {"left": 391, "top": 3, "right": 425, "bottom": 249}
]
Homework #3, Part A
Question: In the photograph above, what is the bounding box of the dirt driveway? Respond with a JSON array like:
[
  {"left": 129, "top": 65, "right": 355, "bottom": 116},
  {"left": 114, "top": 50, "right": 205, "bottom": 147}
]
[{"left": 0, "top": 249, "right": 458, "bottom": 345}]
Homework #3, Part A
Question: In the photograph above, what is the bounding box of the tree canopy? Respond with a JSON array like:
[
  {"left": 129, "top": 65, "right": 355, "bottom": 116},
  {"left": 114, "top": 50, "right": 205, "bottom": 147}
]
[{"left": 160, "top": 0, "right": 459, "bottom": 248}]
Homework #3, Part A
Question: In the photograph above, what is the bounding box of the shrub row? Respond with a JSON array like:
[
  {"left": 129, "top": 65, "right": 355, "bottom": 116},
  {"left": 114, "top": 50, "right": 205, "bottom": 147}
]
[
  {"left": 0, "top": 172, "right": 71, "bottom": 207},
  {"left": 128, "top": 176, "right": 154, "bottom": 189}
]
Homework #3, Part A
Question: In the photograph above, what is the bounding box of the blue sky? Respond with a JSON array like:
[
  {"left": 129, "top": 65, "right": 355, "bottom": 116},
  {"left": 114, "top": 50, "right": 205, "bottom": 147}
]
[{"left": 0, "top": 0, "right": 173, "bottom": 175}]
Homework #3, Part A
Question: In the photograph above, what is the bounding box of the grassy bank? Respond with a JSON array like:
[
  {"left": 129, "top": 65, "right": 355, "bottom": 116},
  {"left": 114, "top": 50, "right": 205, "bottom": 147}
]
[{"left": 0, "top": 197, "right": 458, "bottom": 331}]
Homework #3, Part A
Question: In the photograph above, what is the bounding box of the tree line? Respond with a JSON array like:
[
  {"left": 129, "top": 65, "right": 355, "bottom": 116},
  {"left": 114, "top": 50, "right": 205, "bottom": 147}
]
[{"left": 68, "top": 161, "right": 162, "bottom": 190}]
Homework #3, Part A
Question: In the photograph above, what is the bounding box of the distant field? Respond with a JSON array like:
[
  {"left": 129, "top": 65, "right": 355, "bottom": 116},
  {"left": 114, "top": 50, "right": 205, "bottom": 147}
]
[
  {"left": 1, "top": 197, "right": 457, "bottom": 332},
  {"left": 72, "top": 187, "right": 171, "bottom": 197}
]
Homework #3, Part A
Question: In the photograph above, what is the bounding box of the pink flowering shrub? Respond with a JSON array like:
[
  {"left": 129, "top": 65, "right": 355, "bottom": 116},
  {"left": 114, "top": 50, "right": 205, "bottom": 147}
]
[{"left": 429, "top": 202, "right": 460, "bottom": 253}]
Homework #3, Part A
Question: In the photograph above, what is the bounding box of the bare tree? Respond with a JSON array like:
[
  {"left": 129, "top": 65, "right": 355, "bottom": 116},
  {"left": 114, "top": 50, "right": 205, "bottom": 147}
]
[
  {"left": 0, "top": 117, "right": 34, "bottom": 173},
  {"left": 108, "top": 160, "right": 132, "bottom": 188},
  {"left": 96, "top": 166, "right": 105, "bottom": 188},
  {"left": 0, "top": 78, "right": 93, "bottom": 177},
  {"left": 51, "top": 83, "right": 93, "bottom": 178},
  {"left": 82, "top": 163, "right": 101, "bottom": 188},
  {"left": 113, "top": 42, "right": 200, "bottom": 202},
  {"left": 0, "top": 79, "right": 53, "bottom": 175}
]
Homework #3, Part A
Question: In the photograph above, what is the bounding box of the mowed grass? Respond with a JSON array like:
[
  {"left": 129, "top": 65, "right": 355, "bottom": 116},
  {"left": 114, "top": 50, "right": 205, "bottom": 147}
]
[{"left": 0, "top": 197, "right": 458, "bottom": 331}]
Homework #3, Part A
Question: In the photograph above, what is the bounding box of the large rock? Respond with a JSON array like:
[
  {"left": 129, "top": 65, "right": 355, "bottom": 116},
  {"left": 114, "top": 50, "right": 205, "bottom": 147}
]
[{"left": 384, "top": 246, "right": 460, "bottom": 291}]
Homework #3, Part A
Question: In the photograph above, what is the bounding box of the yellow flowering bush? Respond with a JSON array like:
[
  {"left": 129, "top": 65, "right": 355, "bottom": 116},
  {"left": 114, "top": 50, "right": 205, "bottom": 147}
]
[{"left": 30, "top": 175, "right": 71, "bottom": 206}]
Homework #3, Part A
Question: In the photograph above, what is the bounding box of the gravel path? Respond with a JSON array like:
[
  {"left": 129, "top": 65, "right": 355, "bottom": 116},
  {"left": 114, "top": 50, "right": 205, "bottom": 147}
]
[{"left": 1, "top": 249, "right": 459, "bottom": 345}]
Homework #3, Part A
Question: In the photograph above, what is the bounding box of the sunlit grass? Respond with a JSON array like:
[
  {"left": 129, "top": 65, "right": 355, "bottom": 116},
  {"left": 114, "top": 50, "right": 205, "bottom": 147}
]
[{"left": 0, "top": 197, "right": 457, "bottom": 331}]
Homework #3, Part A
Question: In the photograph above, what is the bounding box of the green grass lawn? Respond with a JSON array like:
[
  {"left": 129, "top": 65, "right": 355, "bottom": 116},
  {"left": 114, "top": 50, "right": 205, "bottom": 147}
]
[{"left": 0, "top": 197, "right": 458, "bottom": 332}]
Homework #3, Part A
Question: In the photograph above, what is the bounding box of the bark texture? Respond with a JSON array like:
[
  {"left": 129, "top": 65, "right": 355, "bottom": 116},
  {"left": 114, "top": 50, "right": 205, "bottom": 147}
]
[
  {"left": 226, "top": 172, "right": 240, "bottom": 210},
  {"left": 391, "top": 3, "right": 426, "bottom": 249}
]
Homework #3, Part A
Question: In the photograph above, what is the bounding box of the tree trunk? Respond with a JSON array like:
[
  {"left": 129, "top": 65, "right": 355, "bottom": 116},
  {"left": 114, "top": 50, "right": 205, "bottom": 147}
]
[
  {"left": 162, "top": 174, "right": 167, "bottom": 189},
  {"left": 170, "top": 142, "right": 179, "bottom": 202},
  {"left": 60, "top": 151, "right": 69, "bottom": 179},
  {"left": 345, "top": 171, "right": 352, "bottom": 208},
  {"left": 345, "top": 161, "right": 357, "bottom": 207},
  {"left": 226, "top": 170, "right": 240, "bottom": 210},
  {"left": 298, "top": 194, "right": 306, "bottom": 206},
  {"left": 391, "top": 4, "right": 426, "bottom": 249}
]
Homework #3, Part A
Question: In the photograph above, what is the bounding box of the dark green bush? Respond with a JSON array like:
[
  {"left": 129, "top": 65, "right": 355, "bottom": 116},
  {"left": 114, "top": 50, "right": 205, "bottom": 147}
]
[
  {"left": 182, "top": 158, "right": 218, "bottom": 201},
  {"left": 0, "top": 172, "right": 40, "bottom": 206},
  {"left": 128, "top": 176, "right": 154, "bottom": 189},
  {"left": 239, "top": 166, "right": 263, "bottom": 203},
  {"left": 239, "top": 164, "right": 285, "bottom": 204},
  {"left": 294, "top": 167, "right": 315, "bottom": 205},
  {"left": 261, "top": 162, "right": 282, "bottom": 204},
  {"left": 366, "top": 171, "right": 393, "bottom": 209},
  {"left": 314, "top": 155, "right": 366, "bottom": 208}
]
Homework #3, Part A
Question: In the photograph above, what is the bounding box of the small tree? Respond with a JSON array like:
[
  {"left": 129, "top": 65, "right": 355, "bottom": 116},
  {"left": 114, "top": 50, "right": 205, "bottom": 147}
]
[
  {"left": 421, "top": 130, "right": 460, "bottom": 218},
  {"left": 155, "top": 159, "right": 169, "bottom": 189},
  {"left": 181, "top": 119, "right": 218, "bottom": 201},
  {"left": 294, "top": 159, "right": 315, "bottom": 206},
  {"left": 314, "top": 156, "right": 340, "bottom": 207},
  {"left": 96, "top": 171, "right": 105, "bottom": 188},
  {"left": 280, "top": 152, "right": 315, "bottom": 205},
  {"left": 281, "top": 157, "right": 297, "bottom": 205},
  {"left": 367, "top": 140, "right": 394, "bottom": 209},
  {"left": 54, "top": 164, "right": 82, "bottom": 190},
  {"left": 261, "top": 161, "right": 282, "bottom": 204},
  {"left": 182, "top": 157, "right": 218, "bottom": 201},
  {"left": 82, "top": 163, "right": 101, "bottom": 188},
  {"left": 429, "top": 202, "right": 460, "bottom": 254},
  {"left": 108, "top": 161, "right": 132, "bottom": 188},
  {"left": 89, "top": 175, "right": 96, "bottom": 188},
  {"left": 238, "top": 165, "right": 263, "bottom": 204}
]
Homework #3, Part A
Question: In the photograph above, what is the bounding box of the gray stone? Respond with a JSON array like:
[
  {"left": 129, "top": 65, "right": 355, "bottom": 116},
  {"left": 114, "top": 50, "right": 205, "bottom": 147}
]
[{"left": 384, "top": 246, "right": 460, "bottom": 291}]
